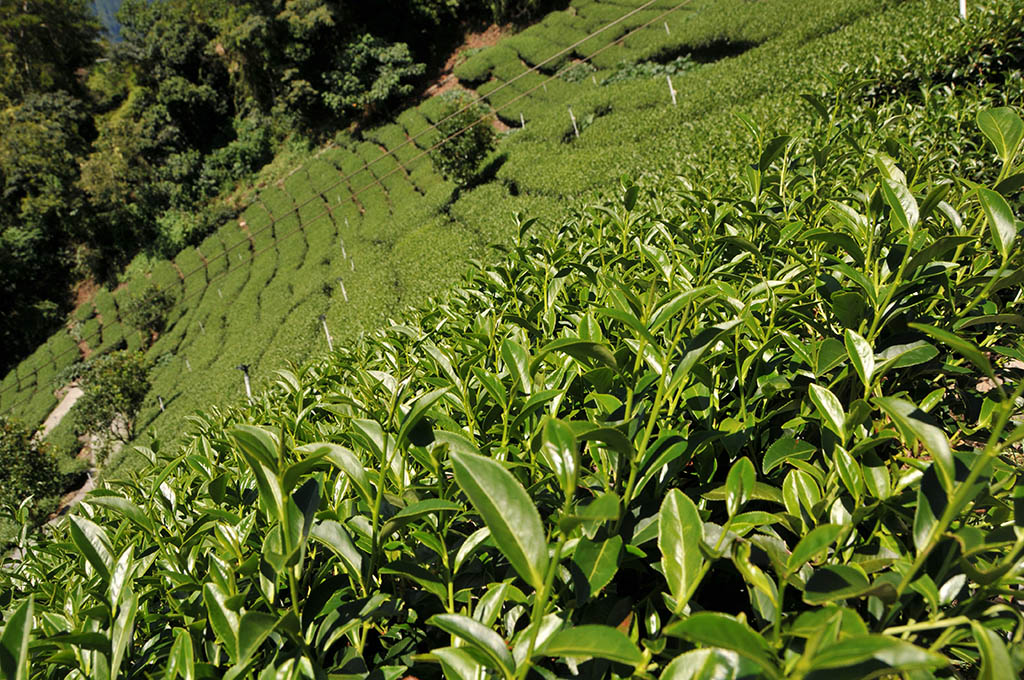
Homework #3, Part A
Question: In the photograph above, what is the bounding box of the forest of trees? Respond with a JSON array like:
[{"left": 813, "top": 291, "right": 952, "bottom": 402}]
[{"left": 0, "top": 0, "right": 557, "bottom": 375}]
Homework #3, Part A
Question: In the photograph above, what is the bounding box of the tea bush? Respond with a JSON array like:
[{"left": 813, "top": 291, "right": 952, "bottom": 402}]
[
  {"left": 72, "top": 350, "right": 152, "bottom": 449},
  {"left": 0, "top": 417, "right": 64, "bottom": 521},
  {"left": 430, "top": 93, "right": 499, "bottom": 186},
  {"left": 2, "top": 90, "right": 1022, "bottom": 678},
  {"left": 3, "top": 0, "right": 1023, "bottom": 503}
]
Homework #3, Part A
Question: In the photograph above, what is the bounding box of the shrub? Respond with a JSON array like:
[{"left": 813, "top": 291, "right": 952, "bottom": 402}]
[
  {"left": 0, "top": 417, "right": 63, "bottom": 519},
  {"left": 120, "top": 283, "right": 176, "bottom": 341},
  {"left": 323, "top": 35, "right": 426, "bottom": 119},
  {"left": 428, "top": 92, "right": 498, "bottom": 186},
  {"left": 72, "top": 350, "right": 151, "bottom": 447}
]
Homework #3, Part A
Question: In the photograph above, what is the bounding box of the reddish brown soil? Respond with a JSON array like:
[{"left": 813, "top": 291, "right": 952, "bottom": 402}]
[
  {"left": 73, "top": 278, "right": 98, "bottom": 311},
  {"left": 425, "top": 24, "right": 512, "bottom": 99}
]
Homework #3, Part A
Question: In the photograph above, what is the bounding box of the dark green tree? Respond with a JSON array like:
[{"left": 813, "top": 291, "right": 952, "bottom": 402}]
[
  {"left": 73, "top": 350, "right": 152, "bottom": 446},
  {"left": 0, "top": 92, "right": 92, "bottom": 372},
  {"left": 323, "top": 34, "right": 425, "bottom": 118},
  {"left": 428, "top": 91, "right": 497, "bottom": 186},
  {"left": 0, "top": 0, "right": 100, "bottom": 106},
  {"left": 121, "top": 283, "right": 175, "bottom": 343},
  {"left": 0, "top": 417, "right": 64, "bottom": 518}
]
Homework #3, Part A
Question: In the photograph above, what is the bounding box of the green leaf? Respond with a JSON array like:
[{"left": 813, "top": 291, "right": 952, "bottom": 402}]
[
  {"left": 909, "top": 324, "right": 993, "bottom": 381},
  {"left": 833, "top": 448, "right": 863, "bottom": 501},
  {"left": 802, "top": 565, "right": 895, "bottom": 604},
  {"left": 875, "top": 396, "right": 954, "bottom": 492},
  {"left": 397, "top": 388, "right": 448, "bottom": 447},
  {"left": 539, "top": 416, "right": 578, "bottom": 497},
  {"left": 540, "top": 625, "right": 643, "bottom": 666},
  {"left": 786, "top": 524, "right": 842, "bottom": 575},
  {"left": 624, "top": 183, "right": 640, "bottom": 211},
  {"left": 167, "top": 629, "right": 195, "bottom": 680},
  {"left": 110, "top": 592, "right": 138, "bottom": 680},
  {"left": 913, "top": 465, "right": 946, "bottom": 555},
  {"left": 381, "top": 561, "right": 449, "bottom": 603},
  {"left": 668, "top": 320, "right": 743, "bottom": 392},
  {"left": 501, "top": 338, "right": 532, "bottom": 395},
  {"left": 763, "top": 436, "right": 815, "bottom": 474},
  {"left": 971, "top": 621, "right": 1015, "bottom": 680},
  {"left": 310, "top": 520, "right": 363, "bottom": 584},
  {"left": 0, "top": 595, "right": 32, "bottom": 680},
  {"left": 85, "top": 496, "right": 156, "bottom": 535},
  {"left": 725, "top": 457, "right": 755, "bottom": 516},
  {"left": 659, "top": 489, "right": 705, "bottom": 612},
  {"left": 829, "top": 291, "right": 868, "bottom": 330},
  {"left": 232, "top": 427, "right": 284, "bottom": 518},
  {"left": 808, "top": 384, "right": 846, "bottom": 441},
  {"left": 844, "top": 330, "right": 874, "bottom": 389},
  {"left": 660, "top": 649, "right": 745, "bottom": 680},
  {"left": 69, "top": 515, "right": 114, "bottom": 583},
  {"left": 432, "top": 646, "right": 487, "bottom": 680},
  {"left": 450, "top": 450, "right": 548, "bottom": 590},
  {"left": 535, "top": 337, "right": 618, "bottom": 371},
  {"left": 284, "top": 477, "right": 319, "bottom": 556},
  {"left": 978, "top": 186, "right": 1018, "bottom": 261},
  {"left": 231, "top": 425, "right": 279, "bottom": 470},
  {"left": 806, "top": 634, "right": 946, "bottom": 676},
  {"left": 977, "top": 107, "right": 1024, "bottom": 166},
  {"left": 758, "top": 135, "right": 791, "bottom": 171},
  {"left": 572, "top": 535, "right": 622, "bottom": 601},
  {"left": 905, "top": 235, "right": 973, "bottom": 274},
  {"left": 236, "top": 611, "right": 277, "bottom": 664},
  {"left": 203, "top": 583, "right": 239, "bottom": 661},
  {"left": 880, "top": 179, "right": 919, "bottom": 232},
  {"left": 665, "top": 612, "right": 781, "bottom": 680},
  {"left": 428, "top": 614, "right": 515, "bottom": 677},
  {"left": 319, "top": 443, "right": 374, "bottom": 506}
]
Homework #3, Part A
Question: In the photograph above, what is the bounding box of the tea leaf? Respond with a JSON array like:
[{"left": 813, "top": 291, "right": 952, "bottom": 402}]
[
  {"left": 69, "top": 516, "right": 114, "bottom": 583},
  {"left": 451, "top": 450, "right": 548, "bottom": 590},
  {"left": 808, "top": 384, "right": 846, "bottom": 441},
  {"left": 725, "top": 457, "right": 755, "bottom": 516},
  {"left": 659, "top": 489, "right": 704, "bottom": 611},
  {"left": 572, "top": 535, "right": 622, "bottom": 600},
  {"left": 429, "top": 614, "right": 515, "bottom": 677},
  {"left": 763, "top": 436, "right": 815, "bottom": 474},
  {"left": 875, "top": 396, "right": 954, "bottom": 492},
  {"left": 539, "top": 625, "right": 643, "bottom": 666},
  {"left": 665, "top": 612, "right": 781, "bottom": 680},
  {"left": 661, "top": 649, "right": 746, "bottom": 680},
  {"left": 786, "top": 524, "right": 842, "bottom": 575},
  {"left": 971, "top": 621, "right": 1015, "bottom": 680},
  {"left": 977, "top": 186, "right": 1018, "bottom": 261},
  {"left": 0, "top": 595, "right": 32, "bottom": 680},
  {"left": 880, "top": 179, "right": 919, "bottom": 232},
  {"left": 844, "top": 330, "right": 874, "bottom": 390},
  {"left": 977, "top": 107, "right": 1024, "bottom": 166},
  {"left": 806, "top": 634, "right": 946, "bottom": 675}
]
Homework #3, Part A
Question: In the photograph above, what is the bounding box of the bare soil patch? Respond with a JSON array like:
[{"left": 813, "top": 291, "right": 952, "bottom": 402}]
[{"left": 425, "top": 24, "right": 513, "bottom": 101}]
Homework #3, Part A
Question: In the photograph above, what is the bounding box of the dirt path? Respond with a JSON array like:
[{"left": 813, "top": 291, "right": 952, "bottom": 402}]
[{"left": 39, "top": 386, "right": 83, "bottom": 438}]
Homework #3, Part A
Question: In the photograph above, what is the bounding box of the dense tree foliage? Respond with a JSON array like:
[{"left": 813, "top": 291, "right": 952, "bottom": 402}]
[
  {"left": 72, "top": 350, "right": 151, "bottom": 448},
  {"left": 429, "top": 91, "right": 497, "bottom": 185},
  {"left": 0, "top": 0, "right": 560, "bottom": 375},
  {"left": 0, "top": 418, "right": 64, "bottom": 520}
]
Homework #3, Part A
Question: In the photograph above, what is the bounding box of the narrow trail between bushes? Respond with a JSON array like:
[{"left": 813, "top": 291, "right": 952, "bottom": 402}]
[{"left": 39, "top": 386, "right": 83, "bottom": 438}]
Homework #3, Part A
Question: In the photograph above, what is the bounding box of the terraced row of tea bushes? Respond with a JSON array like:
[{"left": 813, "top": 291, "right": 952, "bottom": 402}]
[
  {"left": 0, "top": 0, "right": 904, "bottom": 433},
  {"left": 2, "top": 0, "right": 1017, "bottom": 488},
  {"left": 2, "top": 83, "right": 1021, "bottom": 677}
]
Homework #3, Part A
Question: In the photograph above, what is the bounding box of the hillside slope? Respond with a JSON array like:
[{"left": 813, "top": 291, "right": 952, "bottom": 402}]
[
  {"left": 0, "top": 0, "right": 1022, "bottom": 676},
  {"left": 1, "top": 0, "right": 984, "bottom": 472}
]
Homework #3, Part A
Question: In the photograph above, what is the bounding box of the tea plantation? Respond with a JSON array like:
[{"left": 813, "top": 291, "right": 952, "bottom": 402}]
[{"left": 1, "top": 0, "right": 1024, "bottom": 677}]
